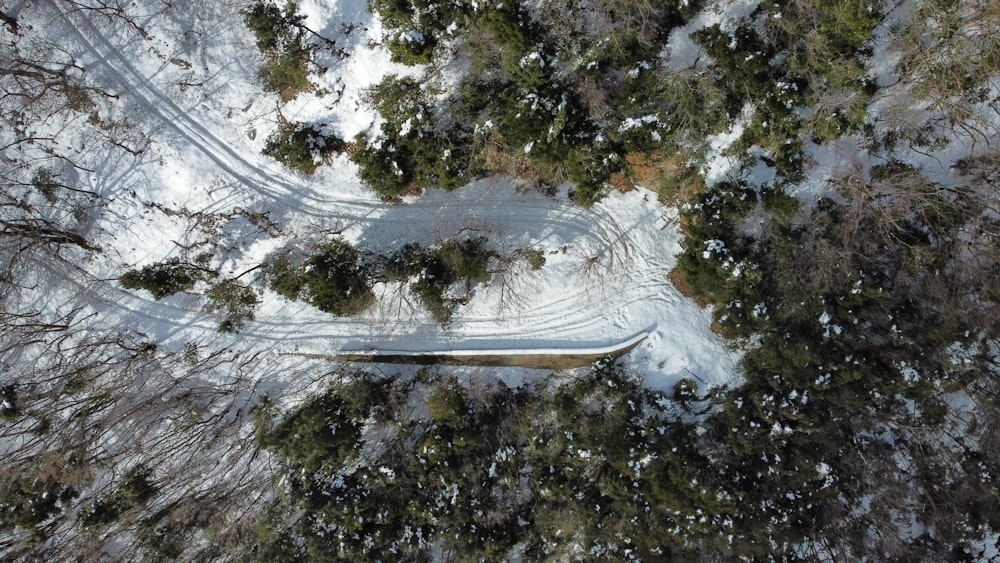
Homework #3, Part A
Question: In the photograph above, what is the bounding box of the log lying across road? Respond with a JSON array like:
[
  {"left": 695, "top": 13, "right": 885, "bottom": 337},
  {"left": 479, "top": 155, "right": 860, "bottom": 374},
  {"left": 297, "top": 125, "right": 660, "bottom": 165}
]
[{"left": 335, "top": 328, "right": 654, "bottom": 369}]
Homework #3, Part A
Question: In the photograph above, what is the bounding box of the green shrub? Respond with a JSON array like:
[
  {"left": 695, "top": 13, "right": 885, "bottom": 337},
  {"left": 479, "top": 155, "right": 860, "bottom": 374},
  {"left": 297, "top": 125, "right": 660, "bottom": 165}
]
[
  {"left": 258, "top": 47, "right": 313, "bottom": 101},
  {"left": 0, "top": 477, "right": 78, "bottom": 534},
  {"left": 425, "top": 376, "right": 468, "bottom": 422},
  {"left": 120, "top": 258, "right": 215, "bottom": 300},
  {"left": 255, "top": 375, "right": 387, "bottom": 473},
  {"left": 369, "top": 0, "right": 469, "bottom": 64},
  {"left": 566, "top": 142, "right": 624, "bottom": 207},
  {"left": 243, "top": 1, "right": 303, "bottom": 53},
  {"left": 0, "top": 383, "right": 17, "bottom": 419},
  {"left": 264, "top": 253, "right": 303, "bottom": 301},
  {"left": 353, "top": 124, "right": 476, "bottom": 198},
  {"left": 518, "top": 248, "right": 546, "bottom": 270},
  {"left": 381, "top": 238, "right": 491, "bottom": 325},
  {"left": 490, "top": 86, "right": 594, "bottom": 165},
  {"left": 31, "top": 167, "right": 61, "bottom": 203},
  {"left": 262, "top": 121, "right": 343, "bottom": 174},
  {"left": 387, "top": 31, "right": 437, "bottom": 65},
  {"left": 77, "top": 496, "right": 125, "bottom": 530},
  {"left": 265, "top": 240, "right": 374, "bottom": 316},
  {"left": 257, "top": 392, "right": 362, "bottom": 473},
  {"left": 353, "top": 75, "right": 480, "bottom": 197},
  {"left": 383, "top": 243, "right": 425, "bottom": 281},
  {"left": 119, "top": 464, "right": 158, "bottom": 508},
  {"left": 363, "top": 75, "right": 425, "bottom": 123},
  {"left": 436, "top": 237, "right": 490, "bottom": 283},
  {"left": 242, "top": 1, "right": 313, "bottom": 100},
  {"left": 205, "top": 280, "right": 260, "bottom": 333},
  {"left": 301, "top": 241, "right": 374, "bottom": 316}
]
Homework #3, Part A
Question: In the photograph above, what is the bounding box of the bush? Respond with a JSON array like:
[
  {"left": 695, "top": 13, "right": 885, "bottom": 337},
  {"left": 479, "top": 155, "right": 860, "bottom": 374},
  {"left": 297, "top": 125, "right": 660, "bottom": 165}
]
[
  {"left": 257, "top": 392, "right": 363, "bottom": 473},
  {"left": 436, "top": 237, "right": 490, "bottom": 283},
  {"left": 255, "top": 375, "right": 388, "bottom": 473},
  {"left": 518, "top": 248, "right": 546, "bottom": 270},
  {"left": 263, "top": 121, "right": 343, "bottom": 174},
  {"left": 369, "top": 0, "right": 468, "bottom": 64},
  {"left": 119, "top": 464, "right": 158, "bottom": 508},
  {"left": 353, "top": 75, "right": 480, "bottom": 197},
  {"left": 303, "top": 242, "right": 374, "bottom": 315},
  {"left": 490, "top": 86, "right": 595, "bottom": 165},
  {"left": 31, "top": 167, "right": 62, "bottom": 203},
  {"left": 353, "top": 124, "right": 476, "bottom": 199},
  {"left": 205, "top": 280, "right": 260, "bottom": 332},
  {"left": 242, "top": 1, "right": 313, "bottom": 100},
  {"left": 77, "top": 496, "right": 125, "bottom": 530},
  {"left": 387, "top": 31, "right": 437, "bottom": 65},
  {"left": 265, "top": 240, "right": 374, "bottom": 316},
  {"left": 566, "top": 142, "right": 624, "bottom": 207},
  {"left": 381, "top": 238, "right": 492, "bottom": 325},
  {"left": 0, "top": 383, "right": 18, "bottom": 419},
  {"left": 258, "top": 47, "right": 313, "bottom": 101},
  {"left": 425, "top": 377, "right": 468, "bottom": 422},
  {"left": 120, "top": 258, "right": 215, "bottom": 300},
  {"left": 0, "top": 477, "right": 78, "bottom": 535}
]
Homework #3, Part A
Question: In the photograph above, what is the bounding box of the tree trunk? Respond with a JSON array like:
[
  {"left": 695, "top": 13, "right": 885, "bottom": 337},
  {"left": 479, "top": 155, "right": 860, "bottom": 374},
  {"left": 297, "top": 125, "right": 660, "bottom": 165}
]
[{"left": 0, "top": 11, "right": 18, "bottom": 35}]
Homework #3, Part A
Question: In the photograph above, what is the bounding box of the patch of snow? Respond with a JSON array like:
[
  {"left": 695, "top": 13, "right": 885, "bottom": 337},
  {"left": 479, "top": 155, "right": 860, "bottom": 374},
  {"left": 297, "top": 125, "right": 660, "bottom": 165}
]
[
  {"left": 701, "top": 104, "right": 750, "bottom": 185},
  {"left": 663, "top": 0, "right": 763, "bottom": 72}
]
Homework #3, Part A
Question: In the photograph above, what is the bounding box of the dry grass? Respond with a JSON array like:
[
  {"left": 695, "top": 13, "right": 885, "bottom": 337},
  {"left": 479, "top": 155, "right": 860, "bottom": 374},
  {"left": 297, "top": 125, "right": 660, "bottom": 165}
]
[
  {"left": 626, "top": 152, "right": 704, "bottom": 204},
  {"left": 668, "top": 265, "right": 709, "bottom": 308},
  {"left": 609, "top": 171, "right": 634, "bottom": 193},
  {"left": 480, "top": 141, "right": 565, "bottom": 191}
]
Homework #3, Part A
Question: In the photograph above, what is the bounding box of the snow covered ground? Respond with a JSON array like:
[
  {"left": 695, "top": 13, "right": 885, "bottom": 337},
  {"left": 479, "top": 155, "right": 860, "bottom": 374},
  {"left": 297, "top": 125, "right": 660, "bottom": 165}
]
[{"left": 38, "top": 0, "right": 739, "bottom": 394}]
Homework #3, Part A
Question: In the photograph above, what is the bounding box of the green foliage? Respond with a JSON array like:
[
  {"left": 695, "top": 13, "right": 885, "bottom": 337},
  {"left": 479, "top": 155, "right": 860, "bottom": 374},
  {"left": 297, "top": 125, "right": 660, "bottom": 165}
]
[
  {"left": 259, "top": 47, "right": 313, "bottom": 101},
  {"left": 490, "top": 86, "right": 595, "bottom": 165},
  {"left": 517, "top": 248, "right": 546, "bottom": 270},
  {"left": 119, "top": 464, "right": 158, "bottom": 508},
  {"left": 77, "top": 496, "right": 125, "bottom": 530},
  {"left": 386, "top": 31, "right": 437, "bottom": 65},
  {"left": 675, "top": 181, "right": 760, "bottom": 313},
  {"left": 353, "top": 75, "right": 479, "bottom": 198},
  {"left": 506, "top": 50, "right": 555, "bottom": 92},
  {"left": 759, "top": 184, "right": 800, "bottom": 221},
  {"left": 249, "top": 366, "right": 719, "bottom": 560},
  {"left": 565, "top": 141, "right": 623, "bottom": 207},
  {"left": 362, "top": 74, "right": 424, "bottom": 123},
  {"left": 77, "top": 464, "right": 158, "bottom": 530},
  {"left": 242, "top": 1, "right": 313, "bottom": 100},
  {"left": 265, "top": 239, "right": 374, "bottom": 316},
  {"left": 257, "top": 394, "right": 360, "bottom": 473},
  {"left": 120, "top": 258, "right": 215, "bottom": 300},
  {"left": 352, "top": 125, "right": 476, "bottom": 198},
  {"left": 263, "top": 252, "right": 303, "bottom": 301},
  {"left": 205, "top": 279, "right": 260, "bottom": 333},
  {"left": 425, "top": 376, "right": 467, "bottom": 422},
  {"left": 369, "top": 0, "right": 469, "bottom": 64},
  {"left": 243, "top": 1, "right": 303, "bottom": 52},
  {"left": 262, "top": 121, "right": 343, "bottom": 174},
  {"left": 394, "top": 237, "right": 491, "bottom": 325},
  {"left": 435, "top": 237, "right": 490, "bottom": 283},
  {"left": 0, "top": 477, "right": 78, "bottom": 535},
  {"left": 138, "top": 517, "right": 186, "bottom": 561},
  {"left": 897, "top": 0, "right": 1000, "bottom": 123}
]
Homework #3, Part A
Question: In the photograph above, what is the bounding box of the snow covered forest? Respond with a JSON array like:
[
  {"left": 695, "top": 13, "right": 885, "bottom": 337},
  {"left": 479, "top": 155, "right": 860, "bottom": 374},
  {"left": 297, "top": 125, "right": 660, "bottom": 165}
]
[{"left": 1, "top": 0, "right": 999, "bottom": 559}]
